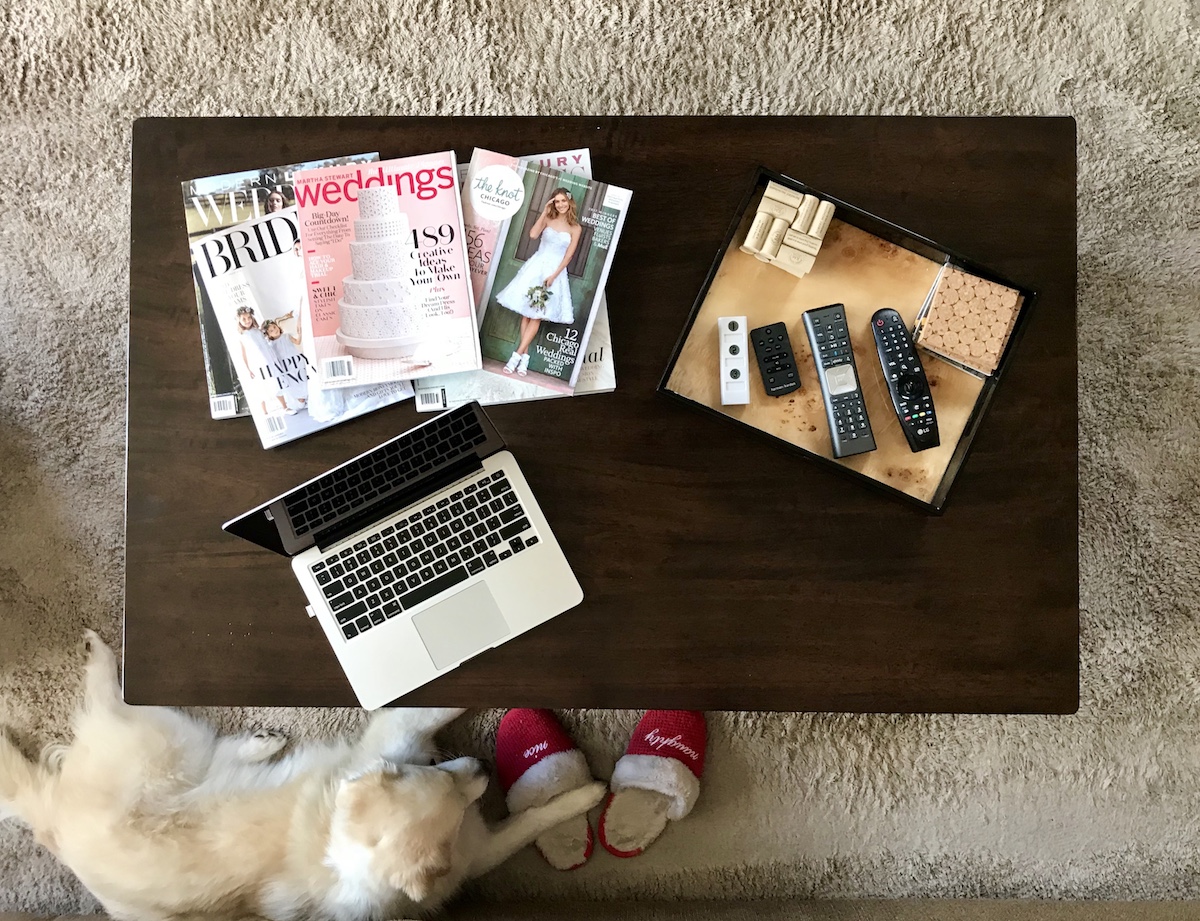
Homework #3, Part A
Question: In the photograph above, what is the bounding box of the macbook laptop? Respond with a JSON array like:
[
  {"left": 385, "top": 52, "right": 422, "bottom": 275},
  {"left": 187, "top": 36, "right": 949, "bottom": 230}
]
[{"left": 222, "top": 402, "right": 583, "bottom": 709}]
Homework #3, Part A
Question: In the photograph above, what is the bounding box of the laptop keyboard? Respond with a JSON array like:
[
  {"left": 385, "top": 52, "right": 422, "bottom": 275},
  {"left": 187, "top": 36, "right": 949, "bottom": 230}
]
[
  {"left": 309, "top": 470, "right": 540, "bottom": 640},
  {"left": 285, "top": 410, "right": 488, "bottom": 539}
]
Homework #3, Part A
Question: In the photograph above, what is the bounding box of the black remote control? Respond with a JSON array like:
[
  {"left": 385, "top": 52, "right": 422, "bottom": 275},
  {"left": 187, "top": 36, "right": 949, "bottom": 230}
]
[
  {"left": 801, "top": 304, "right": 876, "bottom": 458},
  {"left": 871, "top": 308, "right": 940, "bottom": 452},
  {"left": 750, "top": 322, "right": 801, "bottom": 397}
]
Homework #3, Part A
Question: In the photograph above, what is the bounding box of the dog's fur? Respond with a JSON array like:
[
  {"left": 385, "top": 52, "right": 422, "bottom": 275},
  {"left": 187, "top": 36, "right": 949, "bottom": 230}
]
[{"left": 0, "top": 631, "right": 604, "bottom": 921}]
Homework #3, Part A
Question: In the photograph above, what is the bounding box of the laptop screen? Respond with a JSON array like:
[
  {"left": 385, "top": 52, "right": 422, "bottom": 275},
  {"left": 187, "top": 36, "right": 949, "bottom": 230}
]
[{"left": 223, "top": 402, "right": 505, "bottom": 556}]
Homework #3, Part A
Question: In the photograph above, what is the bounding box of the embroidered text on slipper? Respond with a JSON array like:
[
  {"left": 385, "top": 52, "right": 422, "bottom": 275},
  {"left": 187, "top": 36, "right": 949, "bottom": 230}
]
[{"left": 644, "top": 728, "right": 701, "bottom": 762}]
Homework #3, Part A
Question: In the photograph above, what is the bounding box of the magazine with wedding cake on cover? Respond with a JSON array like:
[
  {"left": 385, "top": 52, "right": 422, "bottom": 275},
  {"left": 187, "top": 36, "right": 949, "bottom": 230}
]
[
  {"left": 446, "top": 148, "right": 631, "bottom": 397},
  {"left": 181, "top": 152, "right": 380, "bottom": 419},
  {"left": 293, "top": 153, "right": 480, "bottom": 390},
  {"left": 190, "top": 207, "right": 413, "bottom": 449},
  {"left": 413, "top": 148, "right": 617, "bottom": 411}
]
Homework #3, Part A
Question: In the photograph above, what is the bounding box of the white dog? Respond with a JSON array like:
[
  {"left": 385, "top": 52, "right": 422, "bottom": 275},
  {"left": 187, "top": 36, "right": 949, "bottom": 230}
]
[{"left": 0, "top": 630, "right": 604, "bottom": 921}]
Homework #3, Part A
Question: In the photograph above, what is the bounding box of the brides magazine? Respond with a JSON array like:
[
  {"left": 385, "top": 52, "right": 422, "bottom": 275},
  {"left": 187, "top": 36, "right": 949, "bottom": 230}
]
[
  {"left": 412, "top": 148, "right": 618, "bottom": 411},
  {"left": 190, "top": 207, "right": 412, "bottom": 449},
  {"left": 180, "top": 152, "right": 379, "bottom": 419},
  {"left": 454, "top": 148, "right": 631, "bottom": 396}
]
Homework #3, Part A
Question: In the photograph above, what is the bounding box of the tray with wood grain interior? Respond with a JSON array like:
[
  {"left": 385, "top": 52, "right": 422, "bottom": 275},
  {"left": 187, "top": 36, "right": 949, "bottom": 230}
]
[{"left": 658, "top": 167, "right": 1038, "bottom": 513}]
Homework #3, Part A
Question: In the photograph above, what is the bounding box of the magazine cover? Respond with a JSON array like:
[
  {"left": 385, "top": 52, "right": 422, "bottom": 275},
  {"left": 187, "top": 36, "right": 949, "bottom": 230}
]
[
  {"left": 458, "top": 149, "right": 631, "bottom": 396},
  {"left": 293, "top": 152, "right": 480, "bottom": 389},
  {"left": 181, "top": 152, "right": 380, "bottom": 419},
  {"left": 190, "top": 207, "right": 413, "bottom": 449},
  {"left": 413, "top": 148, "right": 618, "bottom": 411}
]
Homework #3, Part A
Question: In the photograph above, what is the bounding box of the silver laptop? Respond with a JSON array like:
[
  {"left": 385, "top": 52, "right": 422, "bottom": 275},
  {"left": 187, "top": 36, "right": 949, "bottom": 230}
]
[{"left": 222, "top": 402, "right": 583, "bottom": 709}]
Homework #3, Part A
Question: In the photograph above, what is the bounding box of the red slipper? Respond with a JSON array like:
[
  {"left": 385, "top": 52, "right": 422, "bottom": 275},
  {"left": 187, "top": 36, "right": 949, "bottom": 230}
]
[
  {"left": 495, "top": 708, "right": 597, "bottom": 870},
  {"left": 598, "top": 710, "right": 707, "bottom": 858}
]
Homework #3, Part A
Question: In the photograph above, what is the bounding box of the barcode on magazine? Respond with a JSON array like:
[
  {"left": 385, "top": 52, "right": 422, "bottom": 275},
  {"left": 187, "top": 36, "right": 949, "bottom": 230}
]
[
  {"left": 265, "top": 415, "right": 287, "bottom": 435},
  {"left": 209, "top": 395, "right": 238, "bottom": 419},
  {"left": 418, "top": 389, "right": 448, "bottom": 411},
  {"left": 323, "top": 357, "right": 355, "bottom": 381}
]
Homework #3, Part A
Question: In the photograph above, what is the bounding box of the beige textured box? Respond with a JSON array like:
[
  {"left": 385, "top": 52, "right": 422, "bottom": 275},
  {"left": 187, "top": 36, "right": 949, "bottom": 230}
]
[{"left": 914, "top": 266, "right": 1023, "bottom": 376}]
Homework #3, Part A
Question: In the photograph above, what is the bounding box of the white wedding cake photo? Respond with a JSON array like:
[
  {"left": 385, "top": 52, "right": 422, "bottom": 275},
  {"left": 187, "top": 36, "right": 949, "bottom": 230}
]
[{"left": 335, "top": 185, "right": 425, "bottom": 360}]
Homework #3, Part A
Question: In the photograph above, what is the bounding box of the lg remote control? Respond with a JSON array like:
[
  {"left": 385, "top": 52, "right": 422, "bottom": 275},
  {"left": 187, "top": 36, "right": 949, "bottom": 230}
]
[
  {"left": 802, "top": 304, "right": 876, "bottom": 458},
  {"left": 871, "top": 308, "right": 940, "bottom": 452},
  {"left": 750, "top": 322, "right": 801, "bottom": 397}
]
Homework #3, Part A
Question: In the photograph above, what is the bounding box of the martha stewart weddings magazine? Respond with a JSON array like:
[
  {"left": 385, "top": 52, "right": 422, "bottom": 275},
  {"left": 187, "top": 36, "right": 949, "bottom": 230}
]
[
  {"left": 413, "top": 147, "right": 617, "bottom": 411},
  {"left": 293, "top": 153, "right": 480, "bottom": 391},
  {"left": 190, "top": 207, "right": 412, "bottom": 449},
  {"left": 180, "top": 152, "right": 380, "bottom": 419}
]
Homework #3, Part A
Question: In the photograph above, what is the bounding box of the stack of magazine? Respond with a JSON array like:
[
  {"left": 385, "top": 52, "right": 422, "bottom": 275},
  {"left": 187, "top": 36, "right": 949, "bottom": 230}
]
[{"left": 182, "top": 147, "right": 630, "bottom": 448}]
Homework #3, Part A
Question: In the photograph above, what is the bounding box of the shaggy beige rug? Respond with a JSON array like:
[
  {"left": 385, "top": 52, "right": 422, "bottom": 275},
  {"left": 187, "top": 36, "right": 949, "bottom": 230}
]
[{"left": 2, "top": 0, "right": 1199, "bottom": 912}]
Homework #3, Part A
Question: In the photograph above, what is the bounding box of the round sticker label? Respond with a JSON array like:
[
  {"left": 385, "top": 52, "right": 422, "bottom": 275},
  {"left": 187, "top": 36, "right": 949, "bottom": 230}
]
[{"left": 469, "top": 165, "right": 526, "bottom": 221}]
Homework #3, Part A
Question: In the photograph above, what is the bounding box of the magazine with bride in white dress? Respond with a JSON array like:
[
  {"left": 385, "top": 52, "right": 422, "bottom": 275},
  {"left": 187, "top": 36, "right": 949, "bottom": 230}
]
[
  {"left": 447, "top": 148, "right": 631, "bottom": 398},
  {"left": 413, "top": 148, "right": 619, "bottom": 411}
]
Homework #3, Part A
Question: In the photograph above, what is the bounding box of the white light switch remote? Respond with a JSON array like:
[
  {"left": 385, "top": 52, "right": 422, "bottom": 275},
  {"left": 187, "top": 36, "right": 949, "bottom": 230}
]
[{"left": 718, "top": 316, "right": 750, "bottom": 405}]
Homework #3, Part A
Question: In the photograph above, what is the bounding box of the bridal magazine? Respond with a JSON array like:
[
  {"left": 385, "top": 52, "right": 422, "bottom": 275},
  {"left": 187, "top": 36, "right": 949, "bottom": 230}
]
[
  {"left": 190, "top": 207, "right": 412, "bottom": 449},
  {"left": 413, "top": 147, "right": 618, "bottom": 411},
  {"left": 444, "top": 147, "right": 630, "bottom": 397},
  {"left": 293, "top": 152, "right": 481, "bottom": 391},
  {"left": 180, "top": 152, "right": 380, "bottom": 419}
]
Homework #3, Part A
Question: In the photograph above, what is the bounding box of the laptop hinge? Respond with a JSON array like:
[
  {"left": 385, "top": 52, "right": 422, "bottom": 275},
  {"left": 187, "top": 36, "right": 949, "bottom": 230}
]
[{"left": 311, "top": 454, "right": 484, "bottom": 553}]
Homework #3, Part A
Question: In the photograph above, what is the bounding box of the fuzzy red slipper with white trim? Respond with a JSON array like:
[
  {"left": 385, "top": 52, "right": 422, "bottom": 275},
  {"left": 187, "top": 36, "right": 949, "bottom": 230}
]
[
  {"left": 495, "top": 708, "right": 597, "bottom": 870},
  {"left": 598, "top": 710, "right": 707, "bottom": 858}
]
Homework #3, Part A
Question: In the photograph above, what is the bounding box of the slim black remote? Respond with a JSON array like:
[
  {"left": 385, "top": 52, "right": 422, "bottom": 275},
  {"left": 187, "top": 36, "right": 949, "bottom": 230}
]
[
  {"left": 801, "top": 304, "right": 876, "bottom": 458},
  {"left": 749, "top": 322, "right": 801, "bottom": 397},
  {"left": 871, "top": 308, "right": 940, "bottom": 452}
]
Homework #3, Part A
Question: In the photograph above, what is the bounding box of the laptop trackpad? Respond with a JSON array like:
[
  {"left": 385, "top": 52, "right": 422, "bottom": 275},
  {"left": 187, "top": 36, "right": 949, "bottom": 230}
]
[{"left": 412, "top": 582, "right": 511, "bottom": 670}]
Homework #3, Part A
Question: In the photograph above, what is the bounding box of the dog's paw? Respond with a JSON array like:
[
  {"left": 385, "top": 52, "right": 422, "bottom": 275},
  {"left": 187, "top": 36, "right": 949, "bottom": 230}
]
[
  {"left": 81, "top": 629, "right": 102, "bottom": 657},
  {"left": 581, "top": 779, "right": 608, "bottom": 811},
  {"left": 81, "top": 628, "right": 117, "bottom": 663},
  {"left": 555, "top": 780, "right": 607, "bottom": 817},
  {"left": 238, "top": 729, "right": 289, "bottom": 762},
  {"left": 80, "top": 630, "right": 118, "bottom": 676}
]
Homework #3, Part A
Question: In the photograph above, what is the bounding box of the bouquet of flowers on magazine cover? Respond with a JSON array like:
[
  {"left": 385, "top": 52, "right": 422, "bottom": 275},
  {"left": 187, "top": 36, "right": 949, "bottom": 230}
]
[
  {"left": 190, "top": 207, "right": 412, "bottom": 449},
  {"left": 455, "top": 148, "right": 630, "bottom": 396},
  {"left": 180, "top": 152, "right": 379, "bottom": 419},
  {"left": 292, "top": 152, "right": 480, "bottom": 391},
  {"left": 412, "top": 147, "right": 618, "bottom": 412}
]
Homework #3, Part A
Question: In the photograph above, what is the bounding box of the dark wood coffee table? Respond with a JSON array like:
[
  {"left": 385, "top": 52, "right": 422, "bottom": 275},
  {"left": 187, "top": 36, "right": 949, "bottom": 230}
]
[{"left": 126, "top": 116, "right": 1077, "bottom": 712}]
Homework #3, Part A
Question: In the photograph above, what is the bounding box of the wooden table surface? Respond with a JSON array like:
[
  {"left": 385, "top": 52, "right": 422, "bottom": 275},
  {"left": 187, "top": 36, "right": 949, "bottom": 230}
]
[{"left": 126, "top": 116, "right": 1078, "bottom": 712}]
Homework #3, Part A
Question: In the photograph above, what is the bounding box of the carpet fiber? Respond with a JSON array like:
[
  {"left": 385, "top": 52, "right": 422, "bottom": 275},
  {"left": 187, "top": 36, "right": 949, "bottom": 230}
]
[{"left": 2, "top": 0, "right": 1199, "bottom": 911}]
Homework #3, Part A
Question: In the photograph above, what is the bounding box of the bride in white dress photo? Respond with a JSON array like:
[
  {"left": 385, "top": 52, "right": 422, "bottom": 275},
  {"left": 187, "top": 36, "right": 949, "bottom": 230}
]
[{"left": 493, "top": 187, "right": 583, "bottom": 376}]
